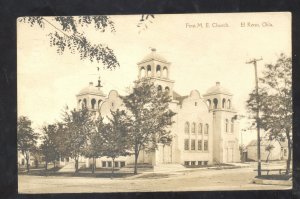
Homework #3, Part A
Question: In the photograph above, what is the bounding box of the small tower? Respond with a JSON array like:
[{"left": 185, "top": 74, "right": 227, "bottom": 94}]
[
  {"left": 137, "top": 48, "right": 175, "bottom": 98},
  {"left": 76, "top": 82, "right": 106, "bottom": 112},
  {"left": 203, "top": 82, "right": 240, "bottom": 163}
]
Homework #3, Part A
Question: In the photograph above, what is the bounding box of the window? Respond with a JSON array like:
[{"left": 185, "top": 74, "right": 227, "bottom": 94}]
[
  {"left": 185, "top": 122, "right": 190, "bottom": 134},
  {"left": 191, "top": 161, "right": 196, "bottom": 166},
  {"left": 191, "top": 123, "right": 196, "bottom": 134},
  {"left": 191, "top": 139, "right": 196, "bottom": 150},
  {"left": 204, "top": 161, "right": 208, "bottom": 166},
  {"left": 231, "top": 119, "right": 234, "bottom": 133},
  {"left": 163, "top": 67, "right": 168, "bottom": 78},
  {"left": 102, "top": 161, "right": 106, "bottom": 167},
  {"left": 225, "top": 119, "right": 229, "bottom": 132},
  {"left": 184, "top": 139, "right": 189, "bottom": 150},
  {"left": 107, "top": 161, "right": 112, "bottom": 167},
  {"left": 204, "top": 140, "right": 208, "bottom": 151},
  {"left": 165, "top": 86, "right": 170, "bottom": 93},
  {"left": 140, "top": 67, "right": 146, "bottom": 78},
  {"left": 147, "top": 65, "right": 151, "bottom": 76},
  {"left": 158, "top": 85, "right": 162, "bottom": 92},
  {"left": 120, "top": 161, "right": 125, "bottom": 167},
  {"left": 227, "top": 99, "right": 231, "bottom": 109},
  {"left": 222, "top": 98, "right": 226, "bottom": 108},
  {"left": 83, "top": 98, "right": 87, "bottom": 107},
  {"left": 114, "top": 161, "right": 119, "bottom": 167},
  {"left": 198, "top": 140, "right": 202, "bottom": 150},
  {"left": 204, "top": 124, "right": 209, "bottom": 134},
  {"left": 198, "top": 123, "right": 203, "bottom": 134},
  {"left": 156, "top": 65, "right": 161, "bottom": 77},
  {"left": 207, "top": 99, "right": 211, "bottom": 108},
  {"left": 198, "top": 161, "right": 202, "bottom": 166},
  {"left": 184, "top": 161, "right": 190, "bottom": 166},
  {"left": 91, "top": 98, "right": 96, "bottom": 109},
  {"left": 213, "top": 98, "right": 218, "bottom": 109}
]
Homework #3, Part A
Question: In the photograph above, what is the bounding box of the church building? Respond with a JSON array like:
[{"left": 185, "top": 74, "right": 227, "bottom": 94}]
[{"left": 72, "top": 49, "right": 240, "bottom": 169}]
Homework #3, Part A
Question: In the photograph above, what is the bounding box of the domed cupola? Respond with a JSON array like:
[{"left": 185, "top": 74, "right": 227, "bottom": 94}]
[
  {"left": 76, "top": 82, "right": 106, "bottom": 111},
  {"left": 203, "top": 82, "right": 233, "bottom": 110}
]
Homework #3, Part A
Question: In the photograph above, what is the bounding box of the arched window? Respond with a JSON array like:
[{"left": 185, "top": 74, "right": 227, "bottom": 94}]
[
  {"left": 157, "top": 85, "right": 162, "bottom": 92},
  {"left": 83, "top": 98, "right": 87, "bottom": 108},
  {"left": 184, "top": 122, "right": 190, "bottom": 134},
  {"left": 222, "top": 98, "right": 226, "bottom": 108},
  {"left": 191, "top": 122, "right": 196, "bottom": 134},
  {"left": 156, "top": 65, "right": 161, "bottom": 77},
  {"left": 91, "top": 98, "right": 96, "bottom": 109},
  {"left": 213, "top": 98, "right": 218, "bottom": 109},
  {"left": 231, "top": 119, "right": 234, "bottom": 133},
  {"left": 165, "top": 86, "right": 170, "bottom": 93},
  {"left": 207, "top": 99, "right": 211, "bottom": 109},
  {"left": 163, "top": 67, "right": 168, "bottom": 78},
  {"left": 198, "top": 123, "right": 203, "bottom": 134},
  {"left": 98, "top": 100, "right": 102, "bottom": 109},
  {"left": 147, "top": 65, "right": 151, "bottom": 76},
  {"left": 204, "top": 124, "right": 209, "bottom": 134},
  {"left": 78, "top": 99, "right": 82, "bottom": 108},
  {"left": 227, "top": 99, "right": 231, "bottom": 109},
  {"left": 140, "top": 67, "right": 146, "bottom": 78},
  {"left": 225, "top": 119, "right": 229, "bottom": 132}
]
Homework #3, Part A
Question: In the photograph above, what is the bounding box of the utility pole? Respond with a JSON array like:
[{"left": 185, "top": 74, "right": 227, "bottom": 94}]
[{"left": 246, "top": 57, "right": 263, "bottom": 177}]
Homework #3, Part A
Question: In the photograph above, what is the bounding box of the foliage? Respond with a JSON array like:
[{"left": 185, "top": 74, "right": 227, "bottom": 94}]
[
  {"left": 40, "top": 124, "right": 60, "bottom": 170},
  {"left": 121, "top": 78, "right": 176, "bottom": 174},
  {"left": 18, "top": 16, "right": 119, "bottom": 70},
  {"left": 17, "top": 116, "right": 39, "bottom": 172},
  {"left": 61, "top": 106, "right": 93, "bottom": 173},
  {"left": 246, "top": 53, "right": 292, "bottom": 173}
]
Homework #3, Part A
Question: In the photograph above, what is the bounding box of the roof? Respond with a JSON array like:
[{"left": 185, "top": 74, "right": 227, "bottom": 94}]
[
  {"left": 204, "top": 82, "right": 232, "bottom": 96},
  {"left": 173, "top": 91, "right": 188, "bottom": 105},
  {"left": 77, "top": 82, "right": 106, "bottom": 96},
  {"left": 247, "top": 139, "right": 279, "bottom": 147},
  {"left": 138, "top": 48, "right": 169, "bottom": 64}
]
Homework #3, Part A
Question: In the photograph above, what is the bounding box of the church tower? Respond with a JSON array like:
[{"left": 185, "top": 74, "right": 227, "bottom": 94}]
[
  {"left": 203, "top": 82, "right": 240, "bottom": 163},
  {"left": 137, "top": 48, "right": 175, "bottom": 98}
]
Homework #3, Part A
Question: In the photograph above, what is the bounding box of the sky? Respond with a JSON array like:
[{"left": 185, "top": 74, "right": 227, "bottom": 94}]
[{"left": 17, "top": 12, "right": 291, "bottom": 145}]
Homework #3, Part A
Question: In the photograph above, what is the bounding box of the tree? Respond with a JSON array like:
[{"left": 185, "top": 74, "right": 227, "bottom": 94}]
[
  {"left": 121, "top": 78, "right": 176, "bottom": 174},
  {"left": 17, "top": 116, "right": 39, "bottom": 173},
  {"left": 265, "top": 144, "right": 275, "bottom": 163},
  {"left": 83, "top": 117, "right": 106, "bottom": 174},
  {"left": 40, "top": 124, "right": 60, "bottom": 170},
  {"left": 62, "top": 106, "right": 93, "bottom": 173},
  {"left": 102, "top": 110, "right": 131, "bottom": 176},
  {"left": 247, "top": 53, "right": 292, "bottom": 174}
]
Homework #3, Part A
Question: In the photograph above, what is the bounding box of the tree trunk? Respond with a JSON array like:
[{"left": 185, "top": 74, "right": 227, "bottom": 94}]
[
  {"left": 92, "top": 157, "right": 95, "bottom": 174},
  {"left": 266, "top": 152, "right": 270, "bottom": 163},
  {"left": 75, "top": 158, "right": 79, "bottom": 174},
  {"left": 45, "top": 161, "right": 48, "bottom": 171},
  {"left": 286, "top": 131, "right": 292, "bottom": 175},
  {"left": 25, "top": 153, "right": 30, "bottom": 173},
  {"left": 134, "top": 143, "right": 140, "bottom": 175},
  {"left": 53, "top": 161, "right": 56, "bottom": 168},
  {"left": 111, "top": 158, "right": 115, "bottom": 178}
]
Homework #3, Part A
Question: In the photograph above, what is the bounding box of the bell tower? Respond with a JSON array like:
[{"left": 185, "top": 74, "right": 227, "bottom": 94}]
[{"left": 137, "top": 48, "right": 175, "bottom": 98}]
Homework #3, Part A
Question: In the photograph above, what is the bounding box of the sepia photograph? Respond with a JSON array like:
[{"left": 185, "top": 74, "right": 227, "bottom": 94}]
[{"left": 17, "top": 12, "right": 292, "bottom": 193}]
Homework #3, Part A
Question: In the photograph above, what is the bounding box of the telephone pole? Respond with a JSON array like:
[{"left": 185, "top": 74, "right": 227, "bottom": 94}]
[{"left": 246, "top": 57, "right": 263, "bottom": 177}]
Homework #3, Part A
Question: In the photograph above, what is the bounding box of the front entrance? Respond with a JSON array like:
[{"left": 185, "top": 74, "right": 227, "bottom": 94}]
[{"left": 158, "top": 144, "right": 172, "bottom": 164}]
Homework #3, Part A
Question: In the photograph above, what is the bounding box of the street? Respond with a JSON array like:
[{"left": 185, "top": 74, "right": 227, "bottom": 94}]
[{"left": 18, "top": 163, "right": 291, "bottom": 193}]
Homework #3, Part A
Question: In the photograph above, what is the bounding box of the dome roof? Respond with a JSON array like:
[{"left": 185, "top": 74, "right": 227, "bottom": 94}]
[
  {"left": 204, "top": 82, "right": 232, "bottom": 96},
  {"left": 77, "top": 82, "right": 105, "bottom": 96},
  {"left": 138, "top": 48, "right": 169, "bottom": 64}
]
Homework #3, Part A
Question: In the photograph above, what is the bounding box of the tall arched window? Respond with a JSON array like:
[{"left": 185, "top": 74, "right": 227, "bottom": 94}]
[
  {"left": 222, "top": 98, "right": 226, "bottom": 108},
  {"left": 163, "top": 67, "right": 168, "bottom": 78},
  {"left": 140, "top": 67, "right": 146, "bottom": 78},
  {"left": 191, "top": 122, "right": 196, "bottom": 134},
  {"left": 157, "top": 85, "right": 162, "bottom": 92},
  {"left": 98, "top": 100, "right": 102, "bottom": 109},
  {"left": 91, "top": 98, "right": 96, "bottom": 109},
  {"left": 225, "top": 119, "right": 229, "bottom": 132},
  {"left": 198, "top": 123, "right": 203, "bottom": 134},
  {"left": 165, "top": 86, "right": 170, "bottom": 93},
  {"left": 78, "top": 99, "right": 82, "bottom": 108},
  {"left": 156, "top": 65, "right": 161, "bottom": 77},
  {"left": 83, "top": 98, "right": 87, "bottom": 108},
  {"left": 185, "top": 122, "right": 190, "bottom": 134},
  {"left": 213, "top": 98, "right": 218, "bottom": 109},
  {"left": 147, "top": 65, "right": 151, "bottom": 76},
  {"left": 207, "top": 99, "right": 211, "bottom": 109},
  {"left": 231, "top": 119, "right": 234, "bottom": 133},
  {"left": 227, "top": 99, "right": 231, "bottom": 109},
  {"left": 204, "top": 124, "right": 209, "bottom": 134}
]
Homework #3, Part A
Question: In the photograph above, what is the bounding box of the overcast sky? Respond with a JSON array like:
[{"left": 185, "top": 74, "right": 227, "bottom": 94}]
[{"left": 17, "top": 12, "right": 291, "bottom": 145}]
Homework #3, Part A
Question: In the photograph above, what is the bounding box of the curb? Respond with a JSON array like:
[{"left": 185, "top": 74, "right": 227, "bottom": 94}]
[{"left": 252, "top": 178, "right": 292, "bottom": 186}]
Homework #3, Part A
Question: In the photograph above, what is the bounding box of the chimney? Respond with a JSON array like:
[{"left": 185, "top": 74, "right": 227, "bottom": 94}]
[{"left": 216, "top": 82, "right": 220, "bottom": 86}]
